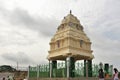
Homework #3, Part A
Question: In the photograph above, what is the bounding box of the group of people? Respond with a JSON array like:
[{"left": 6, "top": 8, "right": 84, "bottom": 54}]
[
  {"left": 99, "top": 68, "right": 119, "bottom": 80},
  {"left": 2, "top": 76, "right": 15, "bottom": 80}
]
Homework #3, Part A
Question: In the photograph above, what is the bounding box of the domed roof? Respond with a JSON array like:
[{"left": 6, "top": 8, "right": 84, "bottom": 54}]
[{"left": 61, "top": 11, "right": 80, "bottom": 24}]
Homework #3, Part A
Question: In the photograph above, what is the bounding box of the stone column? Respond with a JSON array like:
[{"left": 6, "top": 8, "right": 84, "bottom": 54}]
[
  {"left": 49, "top": 61, "right": 52, "bottom": 78},
  {"left": 66, "top": 57, "right": 75, "bottom": 78},
  {"left": 66, "top": 57, "right": 70, "bottom": 78},
  {"left": 52, "top": 61, "right": 57, "bottom": 77},
  {"left": 84, "top": 60, "right": 86, "bottom": 77},
  {"left": 88, "top": 60, "right": 92, "bottom": 77},
  {"left": 69, "top": 57, "right": 75, "bottom": 77}
]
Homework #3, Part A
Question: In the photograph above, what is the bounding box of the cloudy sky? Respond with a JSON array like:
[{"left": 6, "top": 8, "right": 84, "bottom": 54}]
[{"left": 0, "top": 0, "right": 120, "bottom": 69}]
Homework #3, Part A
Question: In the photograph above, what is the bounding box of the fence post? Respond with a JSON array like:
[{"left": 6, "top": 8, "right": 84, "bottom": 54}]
[
  {"left": 37, "top": 65, "right": 39, "bottom": 80},
  {"left": 109, "top": 65, "right": 113, "bottom": 77},
  {"left": 27, "top": 66, "right": 30, "bottom": 79}
]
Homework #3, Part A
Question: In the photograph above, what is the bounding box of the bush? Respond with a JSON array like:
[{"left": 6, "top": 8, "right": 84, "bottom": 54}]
[{"left": 0, "top": 65, "right": 16, "bottom": 72}]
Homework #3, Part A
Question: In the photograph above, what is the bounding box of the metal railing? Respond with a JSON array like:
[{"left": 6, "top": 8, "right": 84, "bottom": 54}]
[{"left": 28, "top": 62, "right": 113, "bottom": 78}]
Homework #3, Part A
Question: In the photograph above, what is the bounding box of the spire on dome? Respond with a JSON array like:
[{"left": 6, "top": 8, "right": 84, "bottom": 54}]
[{"left": 61, "top": 10, "right": 80, "bottom": 24}]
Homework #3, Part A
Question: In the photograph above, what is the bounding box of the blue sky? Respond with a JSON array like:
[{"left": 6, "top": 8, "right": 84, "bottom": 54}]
[{"left": 0, "top": 0, "right": 120, "bottom": 70}]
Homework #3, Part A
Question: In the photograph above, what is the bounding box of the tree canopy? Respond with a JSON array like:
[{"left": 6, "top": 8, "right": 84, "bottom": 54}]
[{"left": 0, "top": 65, "right": 16, "bottom": 72}]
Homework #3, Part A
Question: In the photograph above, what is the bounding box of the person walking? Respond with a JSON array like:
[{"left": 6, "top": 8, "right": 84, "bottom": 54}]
[
  {"left": 2, "top": 77, "right": 5, "bottom": 80},
  {"left": 113, "top": 68, "right": 119, "bottom": 80},
  {"left": 98, "top": 68, "right": 104, "bottom": 80}
]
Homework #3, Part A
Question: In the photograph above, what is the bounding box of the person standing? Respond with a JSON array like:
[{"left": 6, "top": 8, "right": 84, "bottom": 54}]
[
  {"left": 2, "top": 77, "right": 5, "bottom": 80},
  {"left": 98, "top": 68, "right": 104, "bottom": 80},
  {"left": 113, "top": 68, "right": 119, "bottom": 80}
]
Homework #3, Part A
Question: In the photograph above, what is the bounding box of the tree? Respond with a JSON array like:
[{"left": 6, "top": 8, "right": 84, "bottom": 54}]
[{"left": 0, "top": 65, "right": 16, "bottom": 72}]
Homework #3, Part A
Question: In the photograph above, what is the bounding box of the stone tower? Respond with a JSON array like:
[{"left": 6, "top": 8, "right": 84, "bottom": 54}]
[{"left": 48, "top": 11, "right": 94, "bottom": 77}]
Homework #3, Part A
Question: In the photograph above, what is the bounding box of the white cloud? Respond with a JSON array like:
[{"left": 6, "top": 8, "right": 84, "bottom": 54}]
[
  {"left": 0, "top": 25, "right": 39, "bottom": 46},
  {"left": 1, "top": 52, "right": 34, "bottom": 64}
]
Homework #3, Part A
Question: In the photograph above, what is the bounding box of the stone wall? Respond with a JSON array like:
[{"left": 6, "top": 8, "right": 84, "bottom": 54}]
[{"left": 28, "top": 77, "right": 111, "bottom": 80}]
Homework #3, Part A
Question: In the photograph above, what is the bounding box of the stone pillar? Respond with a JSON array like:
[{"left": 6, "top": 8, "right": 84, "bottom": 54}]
[
  {"left": 88, "top": 60, "right": 92, "bottom": 77},
  {"left": 49, "top": 61, "right": 52, "bottom": 78},
  {"left": 66, "top": 57, "right": 75, "bottom": 78},
  {"left": 52, "top": 61, "right": 57, "bottom": 77},
  {"left": 66, "top": 57, "right": 70, "bottom": 78},
  {"left": 69, "top": 57, "right": 75, "bottom": 77},
  {"left": 84, "top": 60, "right": 86, "bottom": 77}
]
